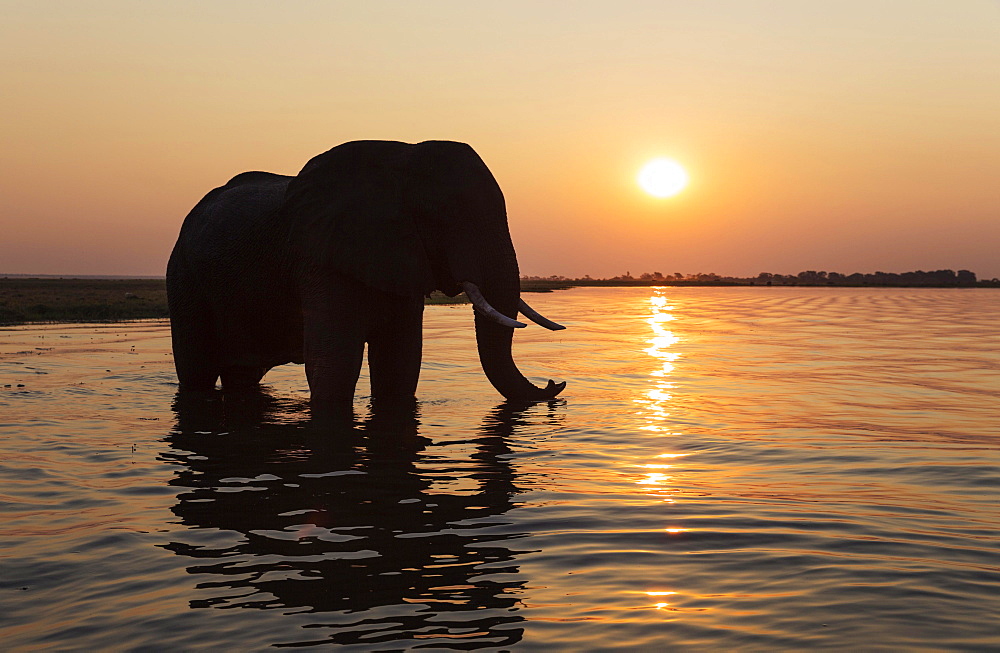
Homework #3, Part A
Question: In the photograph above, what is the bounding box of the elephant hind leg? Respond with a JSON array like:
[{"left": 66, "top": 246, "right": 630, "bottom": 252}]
[
  {"left": 176, "top": 365, "right": 220, "bottom": 392},
  {"left": 170, "top": 307, "right": 221, "bottom": 392},
  {"left": 220, "top": 365, "right": 268, "bottom": 391},
  {"left": 175, "top": 362, "right": 220, "bottom": 391}
]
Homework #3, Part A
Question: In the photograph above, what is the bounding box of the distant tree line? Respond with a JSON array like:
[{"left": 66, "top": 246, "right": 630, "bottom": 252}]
[{"left": 522, "top": 269, "right": 999, "bottom": 288}]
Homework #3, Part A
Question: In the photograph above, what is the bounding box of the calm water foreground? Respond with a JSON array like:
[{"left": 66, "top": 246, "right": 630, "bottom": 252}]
[{"left": 1, "top": 287, "right": 998, "bottom": 651}]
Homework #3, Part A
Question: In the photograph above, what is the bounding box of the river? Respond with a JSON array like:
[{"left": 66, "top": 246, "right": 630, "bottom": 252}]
[{"left": 1, "top": 287, "right": 998, "bottom": 650}]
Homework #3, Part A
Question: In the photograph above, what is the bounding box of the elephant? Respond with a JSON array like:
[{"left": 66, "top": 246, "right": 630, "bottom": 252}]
[{"left": 166, "top": 140, "right": 566, "bottom": 408}]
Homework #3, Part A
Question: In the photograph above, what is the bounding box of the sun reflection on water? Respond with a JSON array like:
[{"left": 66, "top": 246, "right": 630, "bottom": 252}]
[
  {"left": 625, "top": 290, "right": 702, "bottom": 613},
  {"left": 635, "top": 289, "right": 682, "bottom": 434},
  {"left": 631, "top": 288, "right": 691, "bottom": 512},
  {"left": 643, "top": 591, "right": 678, "bottom": 610}
]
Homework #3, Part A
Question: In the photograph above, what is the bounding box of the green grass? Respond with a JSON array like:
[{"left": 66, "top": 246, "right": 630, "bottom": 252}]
[
  {"left": 0, "top": 278, "right": 570, "bottom": 325},
  {"left": 0, "top": 278, "right": 169, "bottom": 325},
  {"left": 519, "top": 279, "right": 577, "bottom": 292},
  {"left": 425, "top": 291, "right": 469, "bottom": 305}
]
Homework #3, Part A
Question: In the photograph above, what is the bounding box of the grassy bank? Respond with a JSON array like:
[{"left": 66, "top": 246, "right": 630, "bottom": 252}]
[
  {"left": 519, "top": 279, "right": 576, "bottom": 292},
  {"left": 0, "top": 278, "right": 170, "bottom": 325},
  {"left": 0, "top": 277, "right": 571, "bottom": 325}
]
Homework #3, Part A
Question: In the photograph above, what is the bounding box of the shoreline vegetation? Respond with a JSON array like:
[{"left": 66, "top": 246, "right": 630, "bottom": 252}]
[{"left": 1, "top": 269, "right": 996, "bottom": 326}]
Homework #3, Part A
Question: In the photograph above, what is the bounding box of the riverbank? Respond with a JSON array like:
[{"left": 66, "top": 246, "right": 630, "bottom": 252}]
[
  {"left": 0, "top": 278, "right": 169, "bottom": 325},
  {"left": 4, "top": 275, "right": 993, "bottom": 326},
  {"left": 0, "top": 277, "right": 574, "bottom": 326}
]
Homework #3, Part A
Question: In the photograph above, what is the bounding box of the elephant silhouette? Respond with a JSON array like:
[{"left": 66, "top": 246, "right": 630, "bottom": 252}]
[{"left": 167, "top": 141, "right": 566, "bottom": 409}]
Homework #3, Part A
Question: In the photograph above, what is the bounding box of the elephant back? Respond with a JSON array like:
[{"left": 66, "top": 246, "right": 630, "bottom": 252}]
[{"left": 177, "top": 172, "right": 292, "bottom": 265}]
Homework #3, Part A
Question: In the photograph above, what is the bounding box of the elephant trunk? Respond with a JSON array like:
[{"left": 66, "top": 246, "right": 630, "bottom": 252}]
[{"left": 471, "top": 277, "right": 565, "bottom": 401}]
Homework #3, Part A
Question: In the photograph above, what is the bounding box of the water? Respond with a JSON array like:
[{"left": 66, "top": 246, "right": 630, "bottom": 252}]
[{"left": 1, "top": 287, "right": 998, "bottom": 650}]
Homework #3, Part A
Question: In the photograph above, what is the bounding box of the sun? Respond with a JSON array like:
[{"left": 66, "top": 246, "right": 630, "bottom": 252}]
[{"left": 638, "top": 158, "right": 689, "bottom": 198}]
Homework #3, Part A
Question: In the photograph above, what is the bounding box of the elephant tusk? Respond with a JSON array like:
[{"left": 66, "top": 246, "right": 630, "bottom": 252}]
[
  {"left": 460, "top": 282, "right": 527, "bottom": 328},
  {"left": 518, "top": 298, "right": 566, "bottom": 330}
]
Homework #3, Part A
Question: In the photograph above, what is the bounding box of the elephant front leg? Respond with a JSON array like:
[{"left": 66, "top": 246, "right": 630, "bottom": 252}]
[
  {"left": 367, "top": 294, "right": 424, "bottom": 404},
  {"left": 301, "top": 283, "right": 366, "bottom": 410}
]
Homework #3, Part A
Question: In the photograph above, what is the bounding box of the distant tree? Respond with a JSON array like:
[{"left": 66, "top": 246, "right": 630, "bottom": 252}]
[
  {"left": 519, "top": 267, "right": 984, "bottom": 288},
  {"left": 931, "top": 270, "right": 957, "bottom": 284},
  {"left": 796, "top": 270, "right": 830, "bottom": 284},
  {"left": 957, "top": 269, "right": 977, "bottom": 286}
]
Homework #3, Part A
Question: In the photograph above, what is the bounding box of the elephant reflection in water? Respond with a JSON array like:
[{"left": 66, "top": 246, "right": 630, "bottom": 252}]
[{"left": 162, "top": 393, "right": 559, "bottom": 648}]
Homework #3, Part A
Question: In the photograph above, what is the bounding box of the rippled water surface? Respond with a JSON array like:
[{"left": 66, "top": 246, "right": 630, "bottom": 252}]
[{"left": 2, "top": 287, "right": 999, "bottom": 650}]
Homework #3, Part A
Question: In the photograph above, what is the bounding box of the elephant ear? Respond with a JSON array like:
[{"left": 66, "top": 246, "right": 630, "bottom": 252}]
[{"left": 281, "top": 142, "right": 435, "bottom": 297}]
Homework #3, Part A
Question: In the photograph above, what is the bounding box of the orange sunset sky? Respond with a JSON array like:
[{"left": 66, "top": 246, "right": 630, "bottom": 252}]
[{"left": 2, "top": 1, "right": 998, "bottom": 278}]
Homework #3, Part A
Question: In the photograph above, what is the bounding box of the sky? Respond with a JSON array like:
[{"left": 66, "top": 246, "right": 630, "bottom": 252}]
[{"left": 2, "top": 1, "right": 998, "bottom": 278}]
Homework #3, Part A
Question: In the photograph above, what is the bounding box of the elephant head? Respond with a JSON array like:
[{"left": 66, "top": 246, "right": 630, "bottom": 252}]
[{"left": 280, "top": 140, "right": 565, "bottom": 401}]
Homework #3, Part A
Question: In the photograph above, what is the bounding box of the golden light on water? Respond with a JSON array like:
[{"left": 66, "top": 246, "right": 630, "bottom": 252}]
[
  {"left": 638, "top": 158, "right": 689, "bottom": 198},
  {"left": 635, "top": 290, "right": 682, "bottom": 433},
  {"left": 633, "top": 288, "right": 690, "bottom": 511},
  {"left": 647, "top": 591, "right": 678, "bottom": 610}
]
